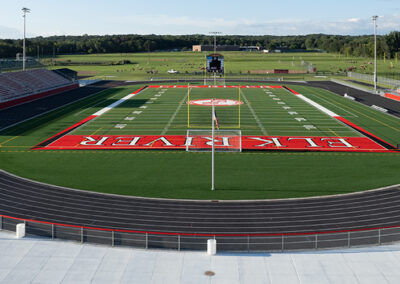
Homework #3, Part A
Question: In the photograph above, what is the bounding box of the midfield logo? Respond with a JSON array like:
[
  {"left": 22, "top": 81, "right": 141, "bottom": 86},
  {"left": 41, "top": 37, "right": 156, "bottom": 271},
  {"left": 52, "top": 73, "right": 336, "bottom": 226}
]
[{"left": 188, "top": 99, "right": 243, "bottom": 107}]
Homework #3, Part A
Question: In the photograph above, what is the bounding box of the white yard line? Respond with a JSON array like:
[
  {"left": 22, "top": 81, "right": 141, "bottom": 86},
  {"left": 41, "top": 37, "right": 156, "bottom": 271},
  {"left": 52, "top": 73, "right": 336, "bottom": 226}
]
[
  {"left": 306, "top": 92, "right": 358, "bottom": 118},
  {"left": 93, "top": 89, "right": 145, "bottom": 116},
  {"left": 241, "top": 90, "right": 268, "bottom": 135},
  {"left": 161, "top": 92, "right": 187, "bottom": 135},
  {"left": 73, "top": 91, "right": 123, "bottom": 116}
]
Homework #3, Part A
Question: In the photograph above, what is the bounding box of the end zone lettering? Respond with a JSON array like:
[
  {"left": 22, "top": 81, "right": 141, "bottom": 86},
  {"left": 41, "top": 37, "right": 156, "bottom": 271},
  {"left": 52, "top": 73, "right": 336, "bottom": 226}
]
[
  {"left": 34, "top": 135, "right": 391, "bottom": 152},
  {"left": 245, "top": 137, "right": 355, "bottom": 148}
]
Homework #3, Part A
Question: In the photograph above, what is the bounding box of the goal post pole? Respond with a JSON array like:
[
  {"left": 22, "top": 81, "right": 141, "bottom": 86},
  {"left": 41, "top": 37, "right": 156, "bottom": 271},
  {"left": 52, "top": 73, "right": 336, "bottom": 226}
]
[
  {"left": 211, "top": 100, "right": 215, "bottom": 191},
  {"left": 223, "top": 60, "right": 226, "bottom": 86},
  {"left": 187, "top": 84, "right": 190, "bottom": 128},
  {"left": 204, "top": 59, "right": 207, "bottom": 85},
  {"left": 238, "top": 86, "right": 241, "bottom": 128}
]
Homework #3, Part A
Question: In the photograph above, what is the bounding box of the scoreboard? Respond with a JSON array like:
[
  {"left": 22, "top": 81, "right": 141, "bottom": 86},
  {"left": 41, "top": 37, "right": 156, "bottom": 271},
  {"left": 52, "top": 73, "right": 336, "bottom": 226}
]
[{"left": 206, "top": 54, "right": 224, "bottom": 74}]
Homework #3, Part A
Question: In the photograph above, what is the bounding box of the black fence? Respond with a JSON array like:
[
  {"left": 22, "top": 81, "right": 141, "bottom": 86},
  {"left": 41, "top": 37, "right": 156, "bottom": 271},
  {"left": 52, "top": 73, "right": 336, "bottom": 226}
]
[{"left": 2, "top": 215, "right": 400, "bottom": 252}]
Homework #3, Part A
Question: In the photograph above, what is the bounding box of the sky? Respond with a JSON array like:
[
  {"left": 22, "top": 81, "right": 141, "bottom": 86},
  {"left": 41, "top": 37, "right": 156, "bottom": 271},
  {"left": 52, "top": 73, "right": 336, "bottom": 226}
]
[{"left": 0, "top": 0, "right": 399, "bottom": 39}]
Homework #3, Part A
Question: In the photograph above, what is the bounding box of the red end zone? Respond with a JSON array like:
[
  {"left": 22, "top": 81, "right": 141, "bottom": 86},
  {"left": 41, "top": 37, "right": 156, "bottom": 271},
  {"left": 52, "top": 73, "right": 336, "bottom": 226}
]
[{"left": 33, "top": 135, "right": 395, "bottom": 152}]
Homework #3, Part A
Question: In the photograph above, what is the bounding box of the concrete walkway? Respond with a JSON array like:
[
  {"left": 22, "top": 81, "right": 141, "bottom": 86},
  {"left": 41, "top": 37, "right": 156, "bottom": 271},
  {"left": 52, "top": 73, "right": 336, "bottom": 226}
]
[{"left": 0, "top": 231, "right": 400, "bottom": 283}]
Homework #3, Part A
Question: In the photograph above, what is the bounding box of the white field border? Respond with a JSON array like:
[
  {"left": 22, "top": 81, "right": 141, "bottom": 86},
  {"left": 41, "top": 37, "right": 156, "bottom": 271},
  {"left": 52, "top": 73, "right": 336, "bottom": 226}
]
[
  {"left": 93, "top": 92, "right": 141, "bottom": 116},
  {"left": 284, "top": 89, "right": 363, "bottom": 137}
]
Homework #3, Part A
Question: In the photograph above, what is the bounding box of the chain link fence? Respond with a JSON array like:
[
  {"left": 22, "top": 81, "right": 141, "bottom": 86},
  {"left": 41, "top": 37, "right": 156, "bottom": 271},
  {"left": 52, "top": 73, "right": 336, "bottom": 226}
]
[
  {"left": 0, "top": 59, "right": 43, "bottom": 72},
  {"left": 347, "top": 72, "right": 400, "bottom": 89},
  {"left": 1, "top": 215, "right": 400, "bottom": 252}
]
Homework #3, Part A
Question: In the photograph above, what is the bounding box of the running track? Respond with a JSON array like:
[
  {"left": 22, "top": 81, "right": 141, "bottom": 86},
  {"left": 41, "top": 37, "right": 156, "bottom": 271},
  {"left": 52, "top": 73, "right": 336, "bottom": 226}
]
[{"left": 1, "top": 170, "right": 400, "bottom": 235}]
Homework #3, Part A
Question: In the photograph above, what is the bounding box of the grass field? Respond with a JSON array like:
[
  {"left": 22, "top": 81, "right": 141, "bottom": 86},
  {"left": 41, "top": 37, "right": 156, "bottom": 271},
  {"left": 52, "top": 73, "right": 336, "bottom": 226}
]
[
  {"left": 1, "top": 83, "right": 400, "bottom": 200},
  {"left": 45, "top": 52, "right": 400, "bottom": 82}
]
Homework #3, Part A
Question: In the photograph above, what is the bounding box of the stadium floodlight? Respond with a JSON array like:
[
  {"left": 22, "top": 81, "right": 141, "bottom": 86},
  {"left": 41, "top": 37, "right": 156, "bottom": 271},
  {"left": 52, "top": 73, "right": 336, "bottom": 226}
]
[
  {"left": 22, "top": 7, "right": 31, "bottom": 71},
  {"left": 209, "top": 32, "right": 221, "bottom": 54},
  {"left": 372, "top": 15, "right": 378, "bottom": 93}
]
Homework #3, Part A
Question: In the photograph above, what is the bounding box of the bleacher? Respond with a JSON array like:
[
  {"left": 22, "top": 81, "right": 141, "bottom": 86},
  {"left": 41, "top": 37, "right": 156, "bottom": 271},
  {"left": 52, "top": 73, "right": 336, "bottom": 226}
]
[{"left": 0, "top": 69, "right": 75, "bottom": 103}]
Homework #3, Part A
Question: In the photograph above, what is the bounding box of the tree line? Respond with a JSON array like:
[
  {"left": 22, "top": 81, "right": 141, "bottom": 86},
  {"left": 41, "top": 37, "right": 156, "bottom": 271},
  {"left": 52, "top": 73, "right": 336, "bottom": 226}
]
[{"left": 0, "top": 32, "right": 399, "bottom": 59}]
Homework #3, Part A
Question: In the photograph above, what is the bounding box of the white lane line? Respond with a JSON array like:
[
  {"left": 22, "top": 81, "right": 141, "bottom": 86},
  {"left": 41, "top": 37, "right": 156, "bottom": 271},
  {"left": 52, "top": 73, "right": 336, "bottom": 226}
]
[
  {"left": 161, "top": 92, "right": 188, "bottom": 135},
  {"left": 241, "top": 90, "right": 268, "bottom": 135}
]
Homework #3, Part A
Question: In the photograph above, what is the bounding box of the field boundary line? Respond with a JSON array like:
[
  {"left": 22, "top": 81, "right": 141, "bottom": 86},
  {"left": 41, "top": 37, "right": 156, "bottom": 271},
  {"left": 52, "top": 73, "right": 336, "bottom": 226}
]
[
  {"left": 241, "top": 90, "right": 268, "bottom": 135},
  {"left": 319, "top": 94, "right": 400, "bottom": 133},
  {"left": 73, "top": 89, "right": 126, "bottom": 116},
  {"left": 284, "top": 87, "right": 361, "bottom": 137},
  {"left": 311, "top": 85, "right": 400, "bottom": 122},
  {"left": 305, "top": 91, "right": 358, "bottom": 118}
]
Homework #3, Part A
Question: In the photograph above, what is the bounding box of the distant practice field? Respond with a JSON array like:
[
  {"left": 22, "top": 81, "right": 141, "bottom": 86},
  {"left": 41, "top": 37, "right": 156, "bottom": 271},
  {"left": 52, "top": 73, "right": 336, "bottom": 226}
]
[
  {"left": 47, "top": 52, "right": 400, "bottom": 81},
  {"left": 1, "top": 83, "right": 400, "bottom": 199}
]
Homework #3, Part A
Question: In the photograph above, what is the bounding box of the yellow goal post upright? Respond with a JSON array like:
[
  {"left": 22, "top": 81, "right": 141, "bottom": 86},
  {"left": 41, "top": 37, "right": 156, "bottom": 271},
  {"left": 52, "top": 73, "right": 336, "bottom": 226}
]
[
  {"left": 238, "top": 85, "right": 241, "bottom": 128},
  {"left": 187, "top": 83, "right": 191, "bottom": 128}
]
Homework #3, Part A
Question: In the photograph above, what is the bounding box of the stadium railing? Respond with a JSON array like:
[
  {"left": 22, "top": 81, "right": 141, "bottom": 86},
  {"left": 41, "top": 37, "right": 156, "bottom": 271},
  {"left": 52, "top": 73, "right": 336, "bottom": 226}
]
[{"left": 1, "top": 214, "right": 399, "bottom": 252}]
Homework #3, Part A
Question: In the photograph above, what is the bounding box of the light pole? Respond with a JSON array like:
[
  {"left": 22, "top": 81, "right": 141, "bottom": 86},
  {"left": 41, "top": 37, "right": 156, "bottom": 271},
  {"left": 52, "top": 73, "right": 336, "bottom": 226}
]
[
  {"left": 372, "top": 15, "right": 378, "bottom": 93},
  {"left": 209, "top": 32, "right": 221, "bottom": 54},
  {"left": 22, "top": 7, "right": 30, "bottom": 71}
]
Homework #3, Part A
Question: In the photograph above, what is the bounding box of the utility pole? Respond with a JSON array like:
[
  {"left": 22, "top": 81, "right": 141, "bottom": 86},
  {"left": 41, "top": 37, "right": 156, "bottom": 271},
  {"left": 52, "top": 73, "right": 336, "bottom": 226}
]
[
  {"left": 372, "top": 15, "right": 378, "bottom": 94},
  {"left": 211, "top": 100, "right": 215, "bottom": 191},
  {"left": 22, "top": 7, "right": 30, "bottom": 71}
]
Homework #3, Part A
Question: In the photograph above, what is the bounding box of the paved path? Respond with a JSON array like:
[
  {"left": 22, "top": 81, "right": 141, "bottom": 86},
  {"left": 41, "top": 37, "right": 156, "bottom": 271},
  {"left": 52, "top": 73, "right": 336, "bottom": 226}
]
[{"left": 0, "top": 230, "right": 400, "bottom": 283}]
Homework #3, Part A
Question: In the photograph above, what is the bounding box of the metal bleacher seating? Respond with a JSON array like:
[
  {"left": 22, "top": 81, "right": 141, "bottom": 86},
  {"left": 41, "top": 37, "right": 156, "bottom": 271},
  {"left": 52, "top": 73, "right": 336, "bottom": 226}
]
[{"left": 0, "top": 69, "right": 73, "bottom": 103}]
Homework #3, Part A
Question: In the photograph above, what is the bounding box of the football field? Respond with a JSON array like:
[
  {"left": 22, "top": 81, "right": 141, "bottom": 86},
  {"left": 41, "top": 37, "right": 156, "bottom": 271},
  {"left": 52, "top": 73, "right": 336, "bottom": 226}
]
[
  {"left": 34, "top": 84, "right": 396, "bottom": 152},
  {"left": 70, "top": 86, "right": 361, "bottom": 137}
]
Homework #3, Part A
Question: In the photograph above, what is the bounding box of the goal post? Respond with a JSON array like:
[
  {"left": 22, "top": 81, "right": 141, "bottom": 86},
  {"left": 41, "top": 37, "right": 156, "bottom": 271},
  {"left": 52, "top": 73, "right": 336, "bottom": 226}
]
[
  {"left": 187, "top": 87, "right": 242, "bottom": 129},
  {"left": 186, "top": 129, "right": 242, "bottom": 152}
]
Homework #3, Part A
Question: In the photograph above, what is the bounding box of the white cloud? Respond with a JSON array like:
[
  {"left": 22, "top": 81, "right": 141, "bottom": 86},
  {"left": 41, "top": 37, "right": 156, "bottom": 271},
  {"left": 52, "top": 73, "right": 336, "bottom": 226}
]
[
  {"left": 108, "top": 13, "right": 400, "bottom": 35},
  {"left": 2, "top": 13, "right": 400, "bottom": 38},
  {"left": 348, "top": 18, "right": 360, "bottom": 23}
]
